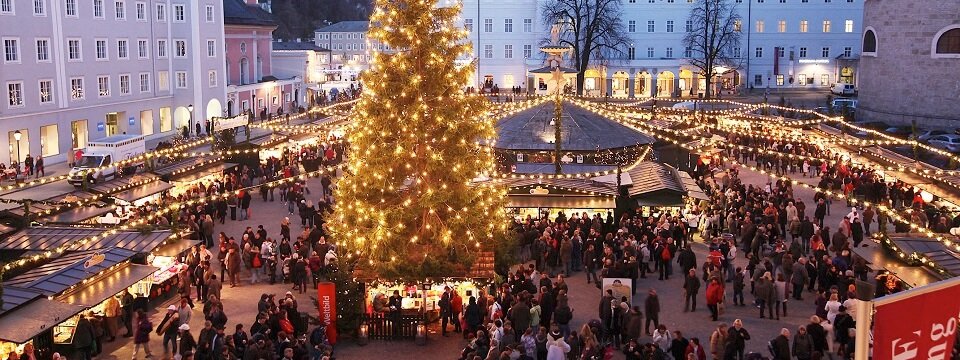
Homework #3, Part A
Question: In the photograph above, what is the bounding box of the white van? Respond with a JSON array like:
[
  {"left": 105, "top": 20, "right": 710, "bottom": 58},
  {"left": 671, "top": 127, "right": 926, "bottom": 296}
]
[
  {"left": 831, "top": 83, "right": 856, "bottom": 96},
  {"left": 68, "top": 135, "right": 146, "bottom": 186}
]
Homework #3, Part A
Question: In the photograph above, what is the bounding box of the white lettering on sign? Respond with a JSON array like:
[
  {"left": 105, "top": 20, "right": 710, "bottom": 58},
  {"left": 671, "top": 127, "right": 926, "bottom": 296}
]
[
  {"left": 798, "top": 59, "right": 829, "bottom": 64},
  {"left": 891, "top": 335, "right": 919, "bottom": 360},
  {"left": 321, "top": 295, "right": 332, "bottom": 325},
  {"left": 889, "top": 315, "right": 959, "bottom": 360}
]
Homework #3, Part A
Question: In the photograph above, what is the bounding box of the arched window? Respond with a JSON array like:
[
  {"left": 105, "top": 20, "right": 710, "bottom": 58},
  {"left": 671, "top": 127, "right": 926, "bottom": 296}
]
[
  {"left": 936, "top": 28, "right": 960, "bottom": 54},
  {"left": 239, "top": 58, "right": 249, "bottom": 85},
  {"left": 863, "top": 29, "right": 877, "bottom": 53}
]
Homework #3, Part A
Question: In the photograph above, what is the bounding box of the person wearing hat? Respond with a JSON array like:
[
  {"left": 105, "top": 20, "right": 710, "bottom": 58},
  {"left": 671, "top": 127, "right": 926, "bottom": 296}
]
[
  {"left": 158, "top": 305, "right": 181, "bottom": 357},
  {"left": 177, "top": 324, "right": 196, "bottom": 360}
]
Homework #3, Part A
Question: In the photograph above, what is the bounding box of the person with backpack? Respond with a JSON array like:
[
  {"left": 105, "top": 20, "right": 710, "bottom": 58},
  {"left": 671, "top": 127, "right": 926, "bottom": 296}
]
[
  {"left": 769, "top": 328, "right": 791, "bottom": 360},
  {"left": 659, "top": 241, "right": 673, "bottom": 280}
]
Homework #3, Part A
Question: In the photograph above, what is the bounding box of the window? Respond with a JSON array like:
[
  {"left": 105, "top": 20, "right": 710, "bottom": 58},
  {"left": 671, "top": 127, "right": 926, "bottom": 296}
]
[
  {"left": 67, "top": 39, "right": 81, "bottom": 60},
  {"left": 65, "top": 0, "right": 76, "bottom": 16},
  {"left": 734, "top": 20, "right": 741, "bottom": 32},
  {"left": 686, "top": 20, "right": 693, "bottom": 32},
  {"left": 483, "top": 44, "right": 492, "bottom": 58},
  {"left": 119, "top": 74, "right": 130, "bottom": 94},
  {"left": 174, "top": 40, "right": 186, "bottom": 57},
  {"left": 647, "top": 20, "right": 655, "bottom": 32},
  {"left": 95, "top": 39, "right": 107, "bottom": 60},
  {"left": 799, "top": 20, "right": 808, "bottom": 32},
  {"left": 628, "top": 20, "right": 635, "bottom": 33},
  {"left": 33, "top": 0, "right": 44, "bottom": 15},
  {"left": 39, "top": 80, "right": 53, "bottom": 103},
  {"left": 778, "top": 20, "right": 786, "bottom": 33},
  {"left": 778, "top": 47, "right": 785, "bottom": 57},
  {"left": 175, "top": 71, "right": 186, "bottom": 88},
  {"left": 934, "top": 27, "right": 960, "bottom": 55},
  {"left": 524, "top": 18, "right": 532, "bottom": 32},
  {"left": 135, "top": 2, "right": 144, "bottom": 20},
  {"left": 483, "top": 18, "right": 492, "bottom": 32},
  {"left": 665, "top": 47, "right": 673, "bottom": 58},
  {"left": 504, "top": 18, "right": 512, "bottom": 32},
  {"left": 523, "top": 44, "right": 532, "bottom": 59},
  {"left": 822, "top": 20, "right": 831, "bottom": 32},
  {"left": 157, "top": 71, "right": 168, "bottom": 90},
  {"left": 36, "top": 39, "right": 49, "bottom": 61},
  {"left": 821, "top": 47, "right": 829, "bottom": 57},
  {"left": 156, "top": 3, "right": 165, "bottom": 21},
  {"left": 504, "top": 44, "right": 512, "bottom": 59},
  {"left": 666, "top": 20, "right": 674, "bottom": 33},
  {"left": 38, "top": 124, "right": 59, "bottom": 156},
  {"left": 756, "top": 20, "right": 764, "bottom": 33},
  {"left": 684, "top": 46, "right": 692, "bottom": 58},
  {"left": 208, "top": 70, "right": 217, "bottom": 87},
  {"left": 799, "top": 47, "right": 807, "bottom": 57},
  {"left": 862, "top": 28, "right": 877, "bottom": 53},
  {"left": 70, "top": 77, "right": 84, "bottom": 99},
  {"left": 776, "top": 74, "right": 784, "bottom": 86},
  {"left": 755, "top": 47, "right": 762, "bottom": 57},
  {"left": 3, "top": 38, "right": 19, "bottom": 63},
  {"left": 797, "top": 74, "right": 806, "bottom": 85},
  {"left": 137, "top": 39, "right": 148, "bottom": 58},
  {"left": 7, "top": 82, "right": 23, "bottom": 107},
  {"left": 157, "top": 39, "right": 167, "bottom": 58},
  {"left": 205, "top": 5, "right": 213, "bottom": 22},
  {"left": 464, "top": 18, "right": 473, "bottom": 32},
  {"left": 733, "top": 47, "right": 740, "bottom": 57},
  {"left": 647, "top": 47, "right": 654, "bottom": 58},
  {"left": 754, "top": 74, "right": 762, "bottom": 86},
  {"left": 0, "top": 0, "right": 13, "bottom": 13},
  {"left": 843, "top": 46, "right": 851, "bottom": 57},
  {"left": 97, "top": 75, "right": 110, "bottom": 97},
  {"left": 173, "top": 4, "right": 184, "bottom": 21},
  {"left": 207, "top": 40, "right": 215, "bottom": 57},
  {"left": 139, "top": 73, "right": 150, "bottom": 92},
  {"left": 628, "top": 46, "right": 635, "bottom": 60},
  {"left": 117, "top": 39, "right": 128, "bottom": 59},
  {"left": 821, "top": 74, "right": 829, "bottom": 85},
  {"left": 115, "top": 0, "right": 124, "bottom": 19},
  {"left": 159, "top": 107, "right": 171, "bottom": 132},
  {"left": 845, "top": 19, "right": 853, "bottom": 33},
  {"left": 93, "top": 0, "right": 103, "bottom": 17}
]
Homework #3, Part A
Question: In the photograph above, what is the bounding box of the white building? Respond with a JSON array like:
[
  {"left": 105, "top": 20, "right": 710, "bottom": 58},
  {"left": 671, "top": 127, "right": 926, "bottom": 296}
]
[
  {"left": 271, "top": 40, "right": 332, "bottom": 106},
  {"left": 313, "top": 21, "right": 397, "bottom": 81},
  {"left": 0, "top": 0, "right": 227, "bottom": 165},
  {"left": 459, "top": 0, "right": 863, "bottom": 97}
]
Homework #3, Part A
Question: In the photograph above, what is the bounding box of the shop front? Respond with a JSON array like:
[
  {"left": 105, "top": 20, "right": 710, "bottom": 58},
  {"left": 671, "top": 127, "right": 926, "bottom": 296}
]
[
  {"left": 624, "top": 162, "right": 706, "bottom": 218},
  {"left": 502, "top": 179, "right": 618, "bottom": 220}
]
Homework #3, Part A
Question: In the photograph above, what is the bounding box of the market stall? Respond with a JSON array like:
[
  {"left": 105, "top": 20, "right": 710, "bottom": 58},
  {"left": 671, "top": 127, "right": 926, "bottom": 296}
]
[
  {"left": 503, "top": 178, "right": 618, "bottom": 220},
  {"left": 110, "top": 180, "right": 173, "bottom": 207},
  {"left": 39, "top": 204, "right": 118, "bottom": 225},
  {"left": 0, "top": 292, "right": 85, "bottom": 360},
  {"left": 625, "top": 162, "right": 689, "bottom": 217},
  {"left": 166, "top": 163, "right": 238, "bottom": 197},
  {"left": 143, "top": 239, "right": 199, "bottom": 299},
  {"left": 0, "top": 227, "right": 176, "bottom": 256}
]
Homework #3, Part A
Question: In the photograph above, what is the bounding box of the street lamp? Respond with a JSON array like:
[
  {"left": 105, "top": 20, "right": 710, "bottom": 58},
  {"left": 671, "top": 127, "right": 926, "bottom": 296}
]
[
  {"left": 187, "top": 104, "right": 194, "bottom": 136},
  {"left": 13, "top": 130, "right": 22, "bottom": 167}
]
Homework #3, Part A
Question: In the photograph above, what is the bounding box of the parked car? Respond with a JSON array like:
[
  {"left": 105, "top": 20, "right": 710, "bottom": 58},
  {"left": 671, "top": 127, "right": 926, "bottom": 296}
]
[
  {"left": 917, "top": 130, "right": 949, "bottom": 141},
  {"left": 832, "top": 98, "right": 858, "bottom": 109},
  {"left": 884, "top": 127, "right": 913, "bottom": 137},
  {"left": 831, "top": 83, "right": 857, "bottom": 96},
  {"left": 849, "top": 121, "right": 888, "bottom": 138},
  {"left": 927, "top": 134, "right": 960, "bottom": 153}
]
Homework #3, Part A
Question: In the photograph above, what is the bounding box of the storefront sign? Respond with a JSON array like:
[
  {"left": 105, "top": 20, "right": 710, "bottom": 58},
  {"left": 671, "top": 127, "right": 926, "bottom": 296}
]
[
  {"left": 97, "top": 122, "right": 105, "bottom": 132},
  {"left": 317, "top": 282, "right": 338, "bottom": 345},
  {"left": 529, "top": 186, "right": 549, "bottom": 195},
  {"left": 128, "top": 116, "right": 136, "bottom": 126},
  {"left": 798, "top": 59, "right": 830, "bottom": 64},
  {"left": 84, "top": 253, "right": 106, "bottom": 269},
  {"left": 873, "top": 278, "right": 960, "bottom": 360},
  {"left": 215, "top": 114, "right": 249, "bottom": 131}
]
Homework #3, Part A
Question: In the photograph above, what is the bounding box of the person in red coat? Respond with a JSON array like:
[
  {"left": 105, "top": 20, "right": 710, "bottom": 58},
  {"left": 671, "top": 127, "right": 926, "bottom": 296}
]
[
  {"left": 705, "top": 277, "right": 725, "bottom": 321},
  {"left": 451, "top": 291, "right": 464, "bottom": 333},
  {"left": 684, "top": 337, "right": 707, "bottom": 360}
]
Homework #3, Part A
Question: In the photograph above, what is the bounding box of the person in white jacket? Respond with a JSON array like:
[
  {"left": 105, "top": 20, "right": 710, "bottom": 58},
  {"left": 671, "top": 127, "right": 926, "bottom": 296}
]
[
  {"left": 652, "top": 324, "right": 671, "bottom": 353},
  {"left": 545, "top": 326, "right": 570, "bottom": 360}
]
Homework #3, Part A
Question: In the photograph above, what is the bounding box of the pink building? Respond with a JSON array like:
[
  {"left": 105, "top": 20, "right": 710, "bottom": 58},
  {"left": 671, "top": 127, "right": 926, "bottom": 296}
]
[{"left": 223, "top": 0, "right": 301, "bottom": 119}]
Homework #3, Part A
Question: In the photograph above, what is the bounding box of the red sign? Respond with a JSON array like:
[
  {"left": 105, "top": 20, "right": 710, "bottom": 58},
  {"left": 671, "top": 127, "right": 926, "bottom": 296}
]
[
  {"left": 317, "top": 282, "right": 338, "bottom": 345},
  {"left": 873, "top": 280, "right": 960, "bottom": 360}
]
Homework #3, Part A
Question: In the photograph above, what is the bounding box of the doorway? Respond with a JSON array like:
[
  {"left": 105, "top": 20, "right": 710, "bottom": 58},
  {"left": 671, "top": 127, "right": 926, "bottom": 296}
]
[{"left": 106, "top": 113, "right": 120, "bottom": 136}]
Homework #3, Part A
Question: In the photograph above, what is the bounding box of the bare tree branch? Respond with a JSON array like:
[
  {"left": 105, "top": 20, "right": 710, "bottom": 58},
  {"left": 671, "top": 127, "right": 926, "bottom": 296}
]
[
  {"left": 683, "top": 0, "right": 743, "bottom": 99},
  {"left": 542, "top": 0, "right": 629, "bottom": 95}
]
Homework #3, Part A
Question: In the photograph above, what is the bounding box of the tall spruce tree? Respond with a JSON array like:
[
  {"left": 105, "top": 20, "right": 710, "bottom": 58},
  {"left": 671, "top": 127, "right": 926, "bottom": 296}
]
[{"left": 333, "top": 0, "right": 506, "bottom": 278}]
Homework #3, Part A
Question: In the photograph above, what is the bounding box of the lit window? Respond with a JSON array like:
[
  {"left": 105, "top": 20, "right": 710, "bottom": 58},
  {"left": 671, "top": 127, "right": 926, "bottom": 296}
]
[
  {"left": 7, "top": 82, "right": 23, "bottom": 107},
  {"left": 799, "top": 20, "right": 808, "bottom": 33},
  {"left": 778, "top": 20, "right": 785, "bottom": 33},
  {"left": 822, "top": 20, "right": 831, "bottom": 32},
  {"left": 844, "top": 20, "right": 853, "bottom": 33},
  {"left": 38, "top": 80, "right": 53, "bottom": 103},
  {"left": 756, "top": 20, "right": 764, "bottom": 33}
]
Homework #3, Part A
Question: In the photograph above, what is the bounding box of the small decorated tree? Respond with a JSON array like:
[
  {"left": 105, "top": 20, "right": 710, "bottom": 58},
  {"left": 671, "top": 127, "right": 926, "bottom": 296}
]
[{"left": 332, "top": 0, "right": 507, "bottom": 278}]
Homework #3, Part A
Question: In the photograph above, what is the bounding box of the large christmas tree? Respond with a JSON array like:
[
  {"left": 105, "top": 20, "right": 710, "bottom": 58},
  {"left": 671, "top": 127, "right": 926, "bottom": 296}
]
[{"left": 333, "top": 0, "right": 506, "bottom": 278}]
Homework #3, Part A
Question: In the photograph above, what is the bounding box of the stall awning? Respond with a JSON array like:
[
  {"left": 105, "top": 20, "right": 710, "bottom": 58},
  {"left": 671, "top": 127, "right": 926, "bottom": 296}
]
[
  {"left": 112, "top": 180, "right": 173, "bottom": 203},
  {"left": 4, "top": 191, "right": 101, "bottom": 218},
  {"left": 4, "top": 248, "right": 138, "bottom": 296},
  {"left": 153, "top": 157, "right": 223, "bottom": 178},
  {"left": 0, "top": 226, "right": 175, "bottom": 253},
  {"left": 171, "top": 163, "right": 238, "bottom": 184},
  {"left": 250, "top": 134, "right": 288, "bottom": 147},
  {"left": 634, "top": 192, "right": 685, "bottom": 207},
  {"left": 851, "top": 240, "right": 941, "bottom": 288},
  {"left": 152, "top": 239, "right": 200, "bottom": 258},
  {"left": 59, "top": 263, "right": 157, "bottom": 307},
  {"left": 625, "top": 162, "right": 685, "bottom": 197},
  {"left": 677, "top": 170, "right": 710, "bottom": 200},
  {"left": 506, "top": 195, "right": 615, "bottom": 209},
  {"left": 0, "top": 298, "right": 86, "bottom": 343},
  {"left": 41, "top": 205, "right": 116, "bottom": 224},
  {"left": 0, "top": 286, "right": 46, "bottom": 315},
  {"left": 503, "top": 178, "right": 618, "bottom": 196},
  {"left": 88, "top": 174, "right": 161, "bottom": 195}
]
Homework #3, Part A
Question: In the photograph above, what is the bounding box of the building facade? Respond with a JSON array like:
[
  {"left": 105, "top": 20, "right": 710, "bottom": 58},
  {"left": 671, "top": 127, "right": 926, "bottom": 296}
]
[
  {"left": 271, "top": 40, "right": 332, "bottom": 106},
  {"left": 223, "top": 0, "right": 299, "bottom": 119},
  {"left": 458, "top": 0, "right": 863, "bottom": 97},
  {"left": 857, "top": 0, "right": 960, "bottom": 128},
  {"left": 0, "top": 0, "right": 226, "bottom": 164},
  {"left": 314, "top": 21, "right": 398, "bottom": 81}
]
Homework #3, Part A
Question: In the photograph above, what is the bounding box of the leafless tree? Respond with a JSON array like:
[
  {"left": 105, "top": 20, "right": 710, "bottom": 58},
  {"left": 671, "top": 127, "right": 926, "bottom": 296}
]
[
  {"left": 683, "top": 0, "right": 742, "bottom": 99},
  {"left": 542, "top": 0, "right": 630, "bottom": 96}
]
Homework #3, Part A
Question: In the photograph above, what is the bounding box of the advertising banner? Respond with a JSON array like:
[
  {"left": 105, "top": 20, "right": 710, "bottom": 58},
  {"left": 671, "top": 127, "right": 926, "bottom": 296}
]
[
  {"left": 317, "top": 282, "right": 338, "bottom": 345},
  {"left": 215, "top": 113, "right": 249, "bottom": 131},
  {"left": 873, "top": 278, "right": 960, "bottom": 360}
]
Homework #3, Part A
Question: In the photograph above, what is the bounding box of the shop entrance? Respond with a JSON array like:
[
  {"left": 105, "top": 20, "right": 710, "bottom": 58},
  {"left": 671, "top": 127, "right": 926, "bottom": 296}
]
[
  {"left": 105, "top": 112, "right": 120, "bottom": 136},
  {"left": 71, "top": 120, "right": 88, "bottom": 151},
  {"left": 7, "top": 129, "right": 29, "bottom": 164},
  {"left": 839, "top": 67, "right": 855, "bottom": 85}
]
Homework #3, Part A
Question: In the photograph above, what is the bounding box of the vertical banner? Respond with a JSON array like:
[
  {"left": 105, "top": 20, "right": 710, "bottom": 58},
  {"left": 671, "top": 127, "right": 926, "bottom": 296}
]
[
  {"left": 317, "top": 282, "right": 338, "bottom": 345},
  {"left": 873, "top": 279, "right": 960, "bottom": 360}
]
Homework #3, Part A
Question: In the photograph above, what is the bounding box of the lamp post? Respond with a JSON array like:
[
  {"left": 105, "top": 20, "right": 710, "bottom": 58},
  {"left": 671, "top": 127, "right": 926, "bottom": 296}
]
[
  {"left": 187, "top": 104, "right": 194, "bottom": 137},
  {"left": 13, "top": 130, "right": 22, "bottom": 171}
]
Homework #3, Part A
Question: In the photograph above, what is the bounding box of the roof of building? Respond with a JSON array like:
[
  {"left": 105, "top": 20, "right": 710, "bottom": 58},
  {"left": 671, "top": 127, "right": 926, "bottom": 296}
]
[
  {"left": 223, "top": 0, "right": 275, "bottom": 27},
  {"left": 315, "top": 21, "right": 370, "bottom": 33},
  {"left": 495, "top": 102, "right": 655, "bottom": 151},
  {"left": 272, "top": 41, "right": 330, "bottom": 52}
]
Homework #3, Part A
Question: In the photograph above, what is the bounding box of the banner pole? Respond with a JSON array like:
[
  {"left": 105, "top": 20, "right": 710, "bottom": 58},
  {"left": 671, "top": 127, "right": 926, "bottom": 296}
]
[{"left": 854, "top": 300, "right": 873, "bottom": 360}]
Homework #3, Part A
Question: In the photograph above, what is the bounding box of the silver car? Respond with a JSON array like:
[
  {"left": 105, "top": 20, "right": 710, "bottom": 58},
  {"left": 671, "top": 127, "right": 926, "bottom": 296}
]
[{"left": 927, "top": 134, "right": 960, "bottom": 153}]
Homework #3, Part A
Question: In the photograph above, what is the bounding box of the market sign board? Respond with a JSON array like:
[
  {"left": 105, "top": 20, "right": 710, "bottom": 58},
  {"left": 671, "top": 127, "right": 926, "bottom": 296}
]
[
  {"left": 84, "top": 253, "right": 106, "bottom": 269},
  {"left": 318, "top": 282, "right": 338, "bottom": 345},
  {"left": 872, "top": 276, "right": 960, "bottom": 360},
  {"left": 215, "top": 113, "right": 249, "bottom": 131}
]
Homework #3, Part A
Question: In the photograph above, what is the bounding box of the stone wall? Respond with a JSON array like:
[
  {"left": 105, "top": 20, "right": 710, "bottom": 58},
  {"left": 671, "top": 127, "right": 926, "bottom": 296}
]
[{"left": 858, "top": 0, "right": 960, "bottom": 129}]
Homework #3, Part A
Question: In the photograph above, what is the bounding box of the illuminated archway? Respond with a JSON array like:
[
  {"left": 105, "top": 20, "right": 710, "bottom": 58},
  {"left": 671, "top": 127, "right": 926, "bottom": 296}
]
[
  {"left": 635, "top": 71, "right": 651, "bottom": 97},
  {"left": 206, "top": 99, "right": 223, "bottom": 120},
  {"left": 612, "top": 71, "right": 629, "bottom": 98},
  {"left": 657, "top": 71, "right": 676, "bottom": 97}
]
